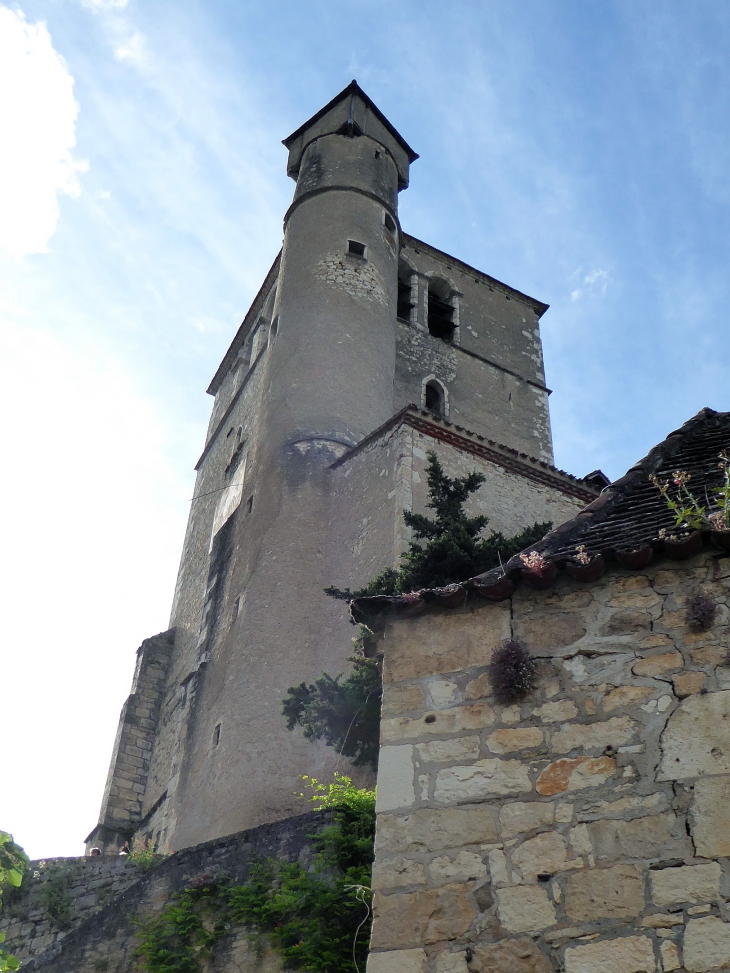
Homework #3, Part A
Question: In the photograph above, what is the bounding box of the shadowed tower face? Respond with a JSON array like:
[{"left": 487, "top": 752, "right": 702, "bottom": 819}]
[{"left": 87, "top": 83, "right": 593, "bottom": 857}]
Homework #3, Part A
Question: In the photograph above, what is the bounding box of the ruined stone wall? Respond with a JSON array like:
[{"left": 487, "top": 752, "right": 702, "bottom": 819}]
[{"left": 370, "top": 548, "right": 730, "bottom": 973}]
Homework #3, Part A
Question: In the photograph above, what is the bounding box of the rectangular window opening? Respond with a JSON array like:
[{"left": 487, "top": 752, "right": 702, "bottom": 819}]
[
  {"left": 347, "top": 240, "right": 366, "bottom": 258},
  {"left": 246, "top": 495, "right": 253, "bottom": 515},
  {"left": 213, "top": 723, "right": 221, "bottom": 746}
]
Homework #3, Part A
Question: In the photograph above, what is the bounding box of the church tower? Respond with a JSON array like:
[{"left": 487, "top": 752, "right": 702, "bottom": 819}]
[{"left": 86, "top": 83, "right": 596, "bottom": 856}]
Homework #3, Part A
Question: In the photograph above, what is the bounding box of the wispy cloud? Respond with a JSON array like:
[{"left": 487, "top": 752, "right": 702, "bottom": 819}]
[
  {"left": 0, "top": 6, "right": 87, "bottom": 258},
  {"left": 571, "top": 268, "right": 609, "bottom": 301}
]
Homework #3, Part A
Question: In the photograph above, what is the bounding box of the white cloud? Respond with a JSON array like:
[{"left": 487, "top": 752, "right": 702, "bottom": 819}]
[
  {"left": 80, "top": 0, "right": 129, "bottom": 9},
  {"left": 570, "top": 268, "right": 609, "bottom": 301},
  {"left": 114, "top": 29, "right": 145, "bottom": 63},
  {"left": 0, "top": 6, "right": 87, "bottom": 258}
]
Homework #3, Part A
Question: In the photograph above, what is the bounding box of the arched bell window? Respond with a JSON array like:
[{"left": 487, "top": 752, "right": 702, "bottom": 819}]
[{"left": 423, "top": 377, "right": 448, "bottom": 417}]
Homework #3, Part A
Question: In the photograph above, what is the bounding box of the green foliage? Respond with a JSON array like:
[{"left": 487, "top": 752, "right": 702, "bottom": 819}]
[
  {"left": 135, "top": 777, "right": 376, "bottom": 973},
  {"left": 40, "top": 865, "right": 73, "bottom": 930},
  {"left": 651, "top": 450, "right": 730, "bottom": 534},
  {"left": 282, "top": 633, "right": 382, "bottom": 770},
  {"left": 0, "top": 831, "right": 29, "bottom": 972},
  {"left": 129, "top": 842, "right": 166, "bottom": 872},
  {"left": 327, "top": 452, "right": 551, "bottom": 596}
]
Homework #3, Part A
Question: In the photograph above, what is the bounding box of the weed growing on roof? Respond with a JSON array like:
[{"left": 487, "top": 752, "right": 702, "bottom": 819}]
[
  {"left": 651, "top": 450, "right": 730, "bottom": 534},
  {"left": 134, "top": 776, "right": 375, "bottom": 973},
  {"left": 488, "top": 639, "right": 537, "bottom": 703}
]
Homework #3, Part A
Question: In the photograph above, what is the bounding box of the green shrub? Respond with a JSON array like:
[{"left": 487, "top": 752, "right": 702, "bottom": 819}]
[{"left": 135, "top": 776, "right": 375, "bottom": 973}]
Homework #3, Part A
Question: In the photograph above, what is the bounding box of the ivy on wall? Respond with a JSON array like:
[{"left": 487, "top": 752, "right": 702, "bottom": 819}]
[{"left": 135, "top": 777, "right": 375, "bottom": 973}]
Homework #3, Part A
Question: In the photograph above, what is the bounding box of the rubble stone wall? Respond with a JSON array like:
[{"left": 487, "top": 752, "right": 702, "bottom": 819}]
[
  {"left": 369, "top": 548, "right": 730, "bottom": 973},
  {"left": 13, "top": 811, "right": 325, "bottom": 972}
]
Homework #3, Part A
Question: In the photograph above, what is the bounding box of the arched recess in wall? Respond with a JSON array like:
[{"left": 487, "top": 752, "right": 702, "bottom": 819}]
[
  {"left": 422, "top": 375, "right": 448, "bottom": 417},
  {"left": 397, "top": 257, "right": 417, "bottom": 323},
  {"left": 426, "top": 276, "right": 460, "bottom": 343}
]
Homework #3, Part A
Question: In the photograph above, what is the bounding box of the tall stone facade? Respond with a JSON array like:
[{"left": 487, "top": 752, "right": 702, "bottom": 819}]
[{"left": 87, "top": 81, "right": 596, "bottom": 856}]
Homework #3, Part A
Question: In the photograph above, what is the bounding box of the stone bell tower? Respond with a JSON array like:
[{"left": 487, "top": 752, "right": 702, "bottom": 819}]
[{"left": 87, "top": 83, "right": 594, "bottom": 857}]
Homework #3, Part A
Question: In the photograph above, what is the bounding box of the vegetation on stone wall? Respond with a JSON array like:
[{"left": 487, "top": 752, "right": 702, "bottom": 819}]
[
  {"left": 0, "top": 831, "right": 29, "bottom": 971},
  {"left": 285, "top": 453, "right": 550, "bottom": 768},
  {"left": 327, "top": 451, "right": 551, "bottom": 597},
  {"left": 487, "top": 638, "right": 538, "bottom": 703},
  {"left": 135, "top": 776, "right": 375, "bottom": 973},
  {"left": 282, "top": 629, "right": 382, "bottom": 769}
]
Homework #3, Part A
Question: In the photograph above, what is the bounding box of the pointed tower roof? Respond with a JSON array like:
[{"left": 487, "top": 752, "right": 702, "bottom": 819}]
[{"left": 282, "top": 80, "right": 418, "bottom": 190}]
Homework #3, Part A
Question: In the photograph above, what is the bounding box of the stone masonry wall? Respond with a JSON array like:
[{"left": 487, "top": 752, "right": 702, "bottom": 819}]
[
  {"left": 369, "top": 548, "right": 730, "bottom": 973},
  {"left": 0, "top": 856, "right": 142, "bottom": 964},
  {"left": 18, "top": 811, "right": 327, "bottom": 972},
  {"left": 86, "top": 631, "right": 174, "bottom": 854}
]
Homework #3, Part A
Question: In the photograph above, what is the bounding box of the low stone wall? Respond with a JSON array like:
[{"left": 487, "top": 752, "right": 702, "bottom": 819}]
[
  {"left": 13, "top": 810, "right": 327, "bottom": 972},
  {"left": 369, "top": 550, "right": 730, "bottom": 973},
  {"left": 0, "top": 855, "right": 142, "bottom": 964}
]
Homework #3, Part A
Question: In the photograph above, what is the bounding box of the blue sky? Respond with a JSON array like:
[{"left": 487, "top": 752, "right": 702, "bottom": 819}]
[{"left": 1, "top": 0, "right": 729, "bottom": 857}]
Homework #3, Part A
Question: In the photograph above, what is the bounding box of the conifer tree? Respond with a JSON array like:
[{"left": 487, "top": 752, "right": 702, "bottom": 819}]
[{"left": 285, "top": 453, "right": 551, "bottom": 769}]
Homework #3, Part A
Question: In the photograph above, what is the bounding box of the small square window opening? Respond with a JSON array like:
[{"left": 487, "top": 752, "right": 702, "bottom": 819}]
[{"left": 347, "top": 240, "right": 366, "bottom": 257}]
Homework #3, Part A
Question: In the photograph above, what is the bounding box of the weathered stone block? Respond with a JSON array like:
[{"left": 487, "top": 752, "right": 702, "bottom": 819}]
[
  {"left": 464, "top": 672, "right": 491, "bottom": 700},
  {"left": 372, "top": 856, "right": 428, "bottom": 890},
  {"left": 683, "top": 915, "right": 730, "bottom": 972},
  {"left": 564, "top": 935, "right": 656, "bottom": 973},
  {"left": 577, "top": 792, "right": 667, "bottom": 822},
  {"left": 660, "top": 690, "right": 730, "bottom": 779},
  {"left": 565, "top": 864, "right": 645, "bottom": 921},
  {"left": 532, "top": 699, "right": 579, "bottom": 722},
  {"left": 367, "top": 948, "right": 426, "bottom": 973},
  {"left": 632, "top": 650, "right": 684, "bottom": 677},
  {"left": 376, "top": 746, "right": 415, "bottom": 812},
  {"left": 428, "top": 679, "right": 458, "bottom": 709},
  {"left": 375, "top": 806, "right": 499, "bottom": 854},
  {"left": 514, "top": 612, "right": 587, "bottom": 655},
  {"left": 434, "top": 950, "right": 468, "bottom": 973},
  {"left": 429, "top": 850, "right": 487, "bottom": 885},
  {"left": 691, "top": 775, "right": 730, "bottom": 857},
  {"left": 416, "top": 737, "right": 480, "bottom": 763},
  {"left": 381, "top": 703, "right": 495, "bottom": 742},
  {"left": 383, "top": 610, "right": 510, "bottom": 683},
  {"left": 650, "top": 862, "right": 721, "bottom": 907},
  {"left": 371, "top": 884, "right": 476, "bottom": 948},
  {"left": 499, "top": 800, "right": 555, "bottom": 839},
  {"left": 536, "top": 756, "right": 615, "bottom": 795},
  {"left": 486, "top": 727, "right": 543, "bottom": 753},
  {"left": 691, "top": 645, "right": 727, "bottom": 665},
  {"left": 659, "top": 940, "right": 680, "bottom": 972},
  {"left": 470, "top": 938, "right": 551, "bottom": 973},
  {"left": 511, "top": 830, "right": 575, "bottom": 883},
  {"left": 434, "top": 758, "right": 531, "bottom": 803},
  {"left": 603, "top": 686, "right": 655, "bottom": 712},
  {"left": 551, "top": 716, "right": 637, "bottom": 754},
  {"left": 603, "top": 610, "right": 652, "bottom": 635},
  {"left": 495, "top": 885, "right": 556, "bottom": 933},
  {"left": 563, "top": 653, "right": 634, "bottom": 686},
  {"left": 382, "top": 684, "right": 426, "bottom": 718},
  {"left": 588, "top": 813, "right": 691, "bottom": 861},
  {"left": 672, "top": 671, "right": 706, "bottom": 697}
]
